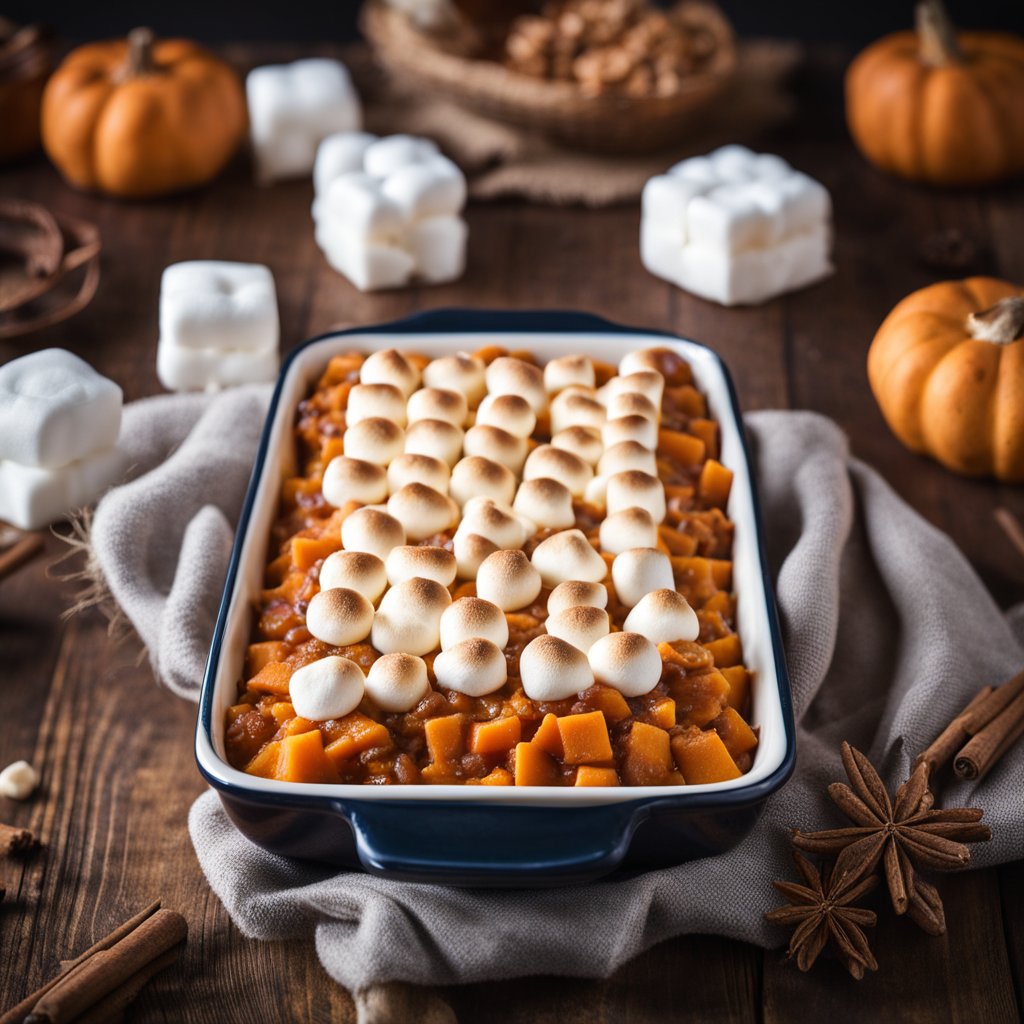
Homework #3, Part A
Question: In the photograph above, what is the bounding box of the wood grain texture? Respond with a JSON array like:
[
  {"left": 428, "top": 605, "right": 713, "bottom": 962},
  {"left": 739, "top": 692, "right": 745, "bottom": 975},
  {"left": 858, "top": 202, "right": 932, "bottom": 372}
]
[{"left": 1, "top": 45, "right": 1022, "bottom": 1024}]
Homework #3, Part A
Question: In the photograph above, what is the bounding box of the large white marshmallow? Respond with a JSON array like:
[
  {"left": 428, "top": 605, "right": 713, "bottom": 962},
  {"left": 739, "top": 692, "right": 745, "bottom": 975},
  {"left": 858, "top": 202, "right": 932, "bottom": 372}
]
[
  {"left": 313, "top": 132, "right": 468, "bottom": 292},
  {"left": 247, "top": 59, "right": 362, "bottom": 184},
  {"left": 157, "top": 262, "right": 279, "bottom": 392},
  {"left": 640, "top": 145, "right": 832, "bottom": 306},
  {"left": 0, "top": 349, "right": 122, "bottom": 469}
]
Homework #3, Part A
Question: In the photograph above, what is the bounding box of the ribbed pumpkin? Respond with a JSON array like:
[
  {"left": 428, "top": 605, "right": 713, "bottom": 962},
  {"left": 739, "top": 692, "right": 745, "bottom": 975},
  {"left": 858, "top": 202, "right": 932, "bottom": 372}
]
[
  {"left": 41, "top": 28, "right": 246, "bottom": 199},
  {"left": 868, "top": 277, "right": 1024, "bottom": 481},
  {"left": 846, "top": 0, "right": 1024, "bottom": 187}
]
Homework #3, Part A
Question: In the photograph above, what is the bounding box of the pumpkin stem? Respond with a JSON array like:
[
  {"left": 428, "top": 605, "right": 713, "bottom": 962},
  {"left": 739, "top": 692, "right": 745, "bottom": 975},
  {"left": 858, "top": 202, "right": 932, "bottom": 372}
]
[
  {"left": 967, "top": 297, "right": 1024, "bottom": 345},
  {"left": 121, "top": 26, "right": 156, "bottom": 78},
  {"left": 917, "top": 0, "right": 962, "bottom": 66}
]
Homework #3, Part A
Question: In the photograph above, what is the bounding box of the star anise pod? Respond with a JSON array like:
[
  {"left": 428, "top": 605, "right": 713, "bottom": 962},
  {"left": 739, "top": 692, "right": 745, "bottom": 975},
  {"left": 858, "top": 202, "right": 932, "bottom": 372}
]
[
  {"left": 792, "top": 742, "right": 991, "bottom": 930},
  {"left": 765, "top": 850, "right": 879, "bottom": 980}
]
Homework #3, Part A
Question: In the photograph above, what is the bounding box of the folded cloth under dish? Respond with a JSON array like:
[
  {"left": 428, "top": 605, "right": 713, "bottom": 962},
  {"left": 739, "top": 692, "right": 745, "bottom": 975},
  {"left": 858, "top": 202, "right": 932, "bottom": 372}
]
[{"left": 83, "top": 393, "right": 1024, "bottom": 1001}]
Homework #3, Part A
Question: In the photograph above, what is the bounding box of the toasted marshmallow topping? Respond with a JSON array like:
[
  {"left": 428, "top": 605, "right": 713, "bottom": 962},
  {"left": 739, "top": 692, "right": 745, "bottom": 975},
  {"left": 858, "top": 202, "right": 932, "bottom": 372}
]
[
  {"left": 305, "top": 587, "right": 374, "bottom": 646},
  {"left": 364, "top": 653, "right": 430, "bottom": 713},
  {"left": 605, "top": 370, "right": 665, "bottom": 409},
  {"left": 475, "top": 393, "right": 537, "bottom": 438},
  {"left": 322, "top": 456, "right": 388, "bottom": 508},
  {"left": 530, "top": 529, "right": 607, "bottom": 587},
  {"left": 611, "top": 547, "right": 675, "bottom": 608},
  {"left": 606, "top": 470, "right": 666, "bottom": 522},
  {"left": 319, "top": 550, "right": 388, "bottom": 603},
  {"left": 433, "top": 637, "right": 508, "bottom": 696},
  {"left": 619, "top": 347, "right": 678, "bottom": 379},
  {"left": 588, "top": 631, "right": 662, "bottom": 697},
  {"left": 463, "top": 424, "right": 528, "bottom": 475},
  {"left": 523, "top": 445, "right": 593, "bottom": 498},
  {"left": 404, "top": 418, "right": 464, "bottom": 466},
  {"left": 547, "top": 579, "right": 609, "bottom": 617},
  {"left": 422, "top": 353, "right": 487, "bottom": 406},
  {"left": 512, "top": 477, "right": 575, "bottom": 530},
  {"left": 450, "top": 456, "right": 517, "bottom": 508},
  {"left": 289, "top": 655, "right": 365, "bottom": 721},
  {"left": 519, "top": 635, "right": 594, "bottom": 701},
  {"left": 407, "top": 387, "right": 468, "bottom": 427},
  {"left": 347, "top": 383, "right": 407, "bottom": 428},
  {"left": 387, "top": 482, "right": 460, "bottom": 540},
  {"left": 372, "top": 576, "right": 452, "bottom": 655},
  {"left": 545, "top": 605, "right": 610, "bottom": 652},
  {"left": 584, "top": 473, "right": 609, "bottom": 508},
  {"left": 623, "top": 589, "right": 699, "bottom": 644},
  {"left": 359, "top": 348, "right": 420, "bottom": 398},
  {"left": 608, "top": 391, "right": 659, "bottom": 423},
  {"left": 598, "top": 440, "right": 658, "bottom": 477},
  {"left": 485, "top": 356, "right": 547, "bottom": 413},
  {"left": 457, "top": 496, "right": 527, "bottom": 549},
  {"left": 344, "top": 416, "right": 405, "bottom": 466},
  {"left": 385, "top": 544, "right": 457, "bottom": 587},
  {"left": 551, "top": 425, "right": 603, "bottom": 466},
  {"left": 439, "top": 596, "right": 509, "bottom": 650},
  {"left": 599, "top": 506, "right": 658, "bottom": 555},
  {"left": 544, "top": 354, "right": 595, "bottom": 394},
  {"left": 386, "top": 453, "right": 450, "bottom": 496},
  {"left": 602, "top": 414, "right": 659, "bottom": 450},
  {"left": 453, "top": 531, "right": 499, "bottom": 580},
  {"left": 550, "top": 389, "right": 607, "bottom": 434},
  {"left": 341, "top": 507, "right": 406, "bottom": 560},
  {"left": 475, "top": 548, "right": 542, "bottom": 611}
]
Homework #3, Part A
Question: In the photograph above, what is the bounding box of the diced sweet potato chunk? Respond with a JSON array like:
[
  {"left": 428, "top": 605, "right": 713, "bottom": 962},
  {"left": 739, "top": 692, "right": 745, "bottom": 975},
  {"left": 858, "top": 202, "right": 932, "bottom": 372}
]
[
  {"left": 245, "top": 641, "right": 290, "bottom": 678},
  {"left": 324, "top": 712, "right": 393, "bottom": 767},
  {"left": 707, "top": 560, "right": 733, "bottom": 590},
  {"left": 469, "top": 716, "right": 522, "bottom": 755},
  {"left": 698, "top": 459, "right": 733, "bottom": 508},
  {"left": 586, "top": 685, "right": 632, "bottom": 723},
  {"left": 671, "top": 728, "right": 742, "bottom": 784},
  {"left": 292, "top": 535, "right": 339, "bottom": 571},
  {"left": 687, "top": 418, "right": 718, "bottom": 458},
  {"left": 248, "top": 661, "right": 292, "bottom": 695},
  {"left": 705, "top": 634, "right": 742, "bottom": 668},
  {"left": 622, "top": 722, "right": 673, "bottom": 786},
  {"left": 659, "top": 525, "right": 698, "bottom": 557},
  {"left": 479, "top": 767, "right": 515, "bottom": 786},
  {"left": 245, "top": 739, "right": 282, "bottom": 779},
  {"left": 278, "top": 729, "right": 341, "bottom": 784},
  {"left": 270, "top": 701, "right": 295, "bottom": 726},
  {"left": 658, "top": 429, "right": 706, "bottom": 467},
  {"left": 514, "top": 742, "right": 559, "bottom": 786},
  {"left": 557, "top": 711, "right": 613, "bottom": 766},
  {"left": 658, "top": 640, "right": 714, "bottom": 672},
  {"left": 668, "top": 668, "right": 731, "bottom": 727},
  {"left": 424, "top": 714, "right": 465, "bottom": 765},
  {"left": 647, "top": 697, "right": 677, "bottom": 730},
  {"left": 721, "top": 665, "right": 751, "bottom": 713},
  {"left": 574, "top": 766, "right": 619, "bottom": 787},
  {"left": 711, "top": 706, "right": 758, "bottom": 761},
  {"left": 531, "top": 713, "right": 564, "bottom": 757}
]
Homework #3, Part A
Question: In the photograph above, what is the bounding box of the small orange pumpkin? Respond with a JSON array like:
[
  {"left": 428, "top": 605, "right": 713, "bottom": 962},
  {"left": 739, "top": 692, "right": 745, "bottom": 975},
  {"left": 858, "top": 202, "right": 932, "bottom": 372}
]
[
  {"left": 846, "top": 0, "right": 1024, "bottom": 187},
  {"left": 867, "top": 277, "right": 1024, "bottom": 482},
  {"left": 41, "top": 27, "right": 246, "bottom": 199}
]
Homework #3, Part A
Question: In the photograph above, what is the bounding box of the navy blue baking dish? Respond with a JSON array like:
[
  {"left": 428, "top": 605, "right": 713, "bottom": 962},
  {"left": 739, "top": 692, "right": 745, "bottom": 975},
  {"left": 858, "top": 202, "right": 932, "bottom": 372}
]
[{"left": 195, "top": 308, "right": 796, "bottom": 886}]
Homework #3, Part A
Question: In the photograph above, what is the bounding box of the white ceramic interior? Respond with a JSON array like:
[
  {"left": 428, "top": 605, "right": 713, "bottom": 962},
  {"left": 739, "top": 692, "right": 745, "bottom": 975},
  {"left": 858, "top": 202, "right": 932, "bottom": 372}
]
[{"left": 196, "top": 329, "right": 788, "bottom": 806}]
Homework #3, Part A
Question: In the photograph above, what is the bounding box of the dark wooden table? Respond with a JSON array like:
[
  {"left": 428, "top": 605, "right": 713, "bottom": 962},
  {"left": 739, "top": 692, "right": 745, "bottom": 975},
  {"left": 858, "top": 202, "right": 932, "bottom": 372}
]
[{"left": 1, "top": 46, "right": 1022, "bottom": 1024}]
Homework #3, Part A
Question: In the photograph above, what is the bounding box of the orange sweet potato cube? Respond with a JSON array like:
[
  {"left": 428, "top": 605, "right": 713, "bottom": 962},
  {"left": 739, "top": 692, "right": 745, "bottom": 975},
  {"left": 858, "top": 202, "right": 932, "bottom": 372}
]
[
  {"left": 320, "top": 437, "right": 346, "bottom": 465},
  {"left": 622, "top": 722, "right": 673, "bottom": 786},
  {"left": 292, "top": 535, "right": 339, "bottom": 571},
  {"left": 708, "top": 559, "right": 733, "bottom": 590},
  {"left": 514, "top": 741, "right": 558, "bottom": 786},
  {"left": 698, "top": 459, "right": 733, "bottom": 508},
  {"left": 711, "top": 706, "right": 758, "bottom": 760},
  {"left": 648, "top": 697, "right": 677, "bottom": 730},
  {"left": 669, "top": 668, "right": 731, "bottom": 727},
  {"left": 574, "top": 766, "right": 619, "bottom": 787},
  {"left": 324, "top": 712, "right": 392, "bottom": 767},
  {"left": 245, "top": 641, "right": 290, "bottom": 678},
  {"left": 657, "top": 429, "right": 706, "bottom": 467},
  {"left": 687, "top": 418, "right": 718, "bottom": 459},
  {"left": 557, "top": 711, "right": 613, "bottom": 766},
  {"left": 721, "top": 665, "right": 751, "bottom": 714},
  {"left": 705, "top": 634, "right": 743, "bottom": 668},
  {"left": 479, "top": 766, "right": 515, "bottom": 786},
  {"left": 424, "top": 715, "right": 465, "bottom": 765},
  {"left": 248, "top": 661, "right": 292, "bottom": 696},
  {"left": 531, "top": 713, "right": 564, "bottom": 757},
  {"left": 469, "top": 716, "right": 522, "bottom": 755},
  {"left": 278, "top": 729, "right": 341, "bottom": 784},
  {"left": 671, "top": 728, "right": 742, "bottom": 784},
  {"left": 587, "top": 685, "right": 632, "bottom": 723},
  {"left": 244, "top": 740, "right": 282, "bottom": 779}
]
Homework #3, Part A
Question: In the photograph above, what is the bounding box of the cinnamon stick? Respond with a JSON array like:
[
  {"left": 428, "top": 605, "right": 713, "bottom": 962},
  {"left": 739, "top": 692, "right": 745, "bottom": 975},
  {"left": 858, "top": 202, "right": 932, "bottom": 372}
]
[
  {"left": 959, "top": 670, "right": 1024, "bottom": 733},
  {"left": 67, "top": 949, "right": 179, "bottom": 1024},
  {"left": 0, "top": 821, "right": 39, "bottom": 856},
  {"left": 23, "top": 909, "right": 186, "bottom": 1024},
  {"left": 0, "top": 901, "right": 161, "bottom": 1024},
  {"left": 916, "top": 686, "right": 994, "bottom": 774},
  {"left": 0, "top": 532, "right": 44, "bottom": 583},
  {"left": 954, "top": 686, "right": 1024, "bottom": 781}
]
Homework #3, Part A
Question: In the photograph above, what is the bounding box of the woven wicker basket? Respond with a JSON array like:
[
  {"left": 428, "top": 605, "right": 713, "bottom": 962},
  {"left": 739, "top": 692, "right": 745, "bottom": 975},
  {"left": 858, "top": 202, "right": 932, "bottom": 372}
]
[{"left": 361, "top": 1, "right": 737, "bottom": 154}]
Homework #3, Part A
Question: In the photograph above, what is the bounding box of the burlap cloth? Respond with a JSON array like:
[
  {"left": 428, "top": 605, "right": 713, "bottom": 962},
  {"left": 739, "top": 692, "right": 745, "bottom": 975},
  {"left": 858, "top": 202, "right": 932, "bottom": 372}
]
[
  {"left": 350, "top": 39, "right": 801, "bottom": 206},
  {"left": 80, "top": 389, "right": 1024, "bottom": 1018}
]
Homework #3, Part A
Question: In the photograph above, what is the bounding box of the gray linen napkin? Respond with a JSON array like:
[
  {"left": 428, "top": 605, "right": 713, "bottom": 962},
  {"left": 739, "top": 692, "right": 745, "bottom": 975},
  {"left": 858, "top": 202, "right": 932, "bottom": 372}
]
[{"left": 87, "top": 392, "right": 1023, "bottom": 993}]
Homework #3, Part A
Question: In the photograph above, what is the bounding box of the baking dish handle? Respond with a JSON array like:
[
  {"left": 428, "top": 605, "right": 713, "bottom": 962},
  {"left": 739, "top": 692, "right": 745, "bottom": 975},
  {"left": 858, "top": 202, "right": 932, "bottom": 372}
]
[{"left": 338, "top": 799, "right": 645, "bottom": 884}]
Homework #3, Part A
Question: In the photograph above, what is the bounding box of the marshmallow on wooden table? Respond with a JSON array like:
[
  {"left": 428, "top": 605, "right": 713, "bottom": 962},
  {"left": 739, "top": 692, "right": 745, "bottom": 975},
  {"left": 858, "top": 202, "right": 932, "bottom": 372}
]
[
  {"left": 247, "top": 58, "right": 362, "bottom": 184},
  {"left": 313, "top": 132, "right": 467, "bottom": 291},
  {"left": 157, "top": 262, "right": 280, "bottom": 392},
  {"left": 641, "top": 144, "right": 833, "bottom": 306},
  {"left": 0, "top": 349, "right": 126, "bottom": 530}
]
